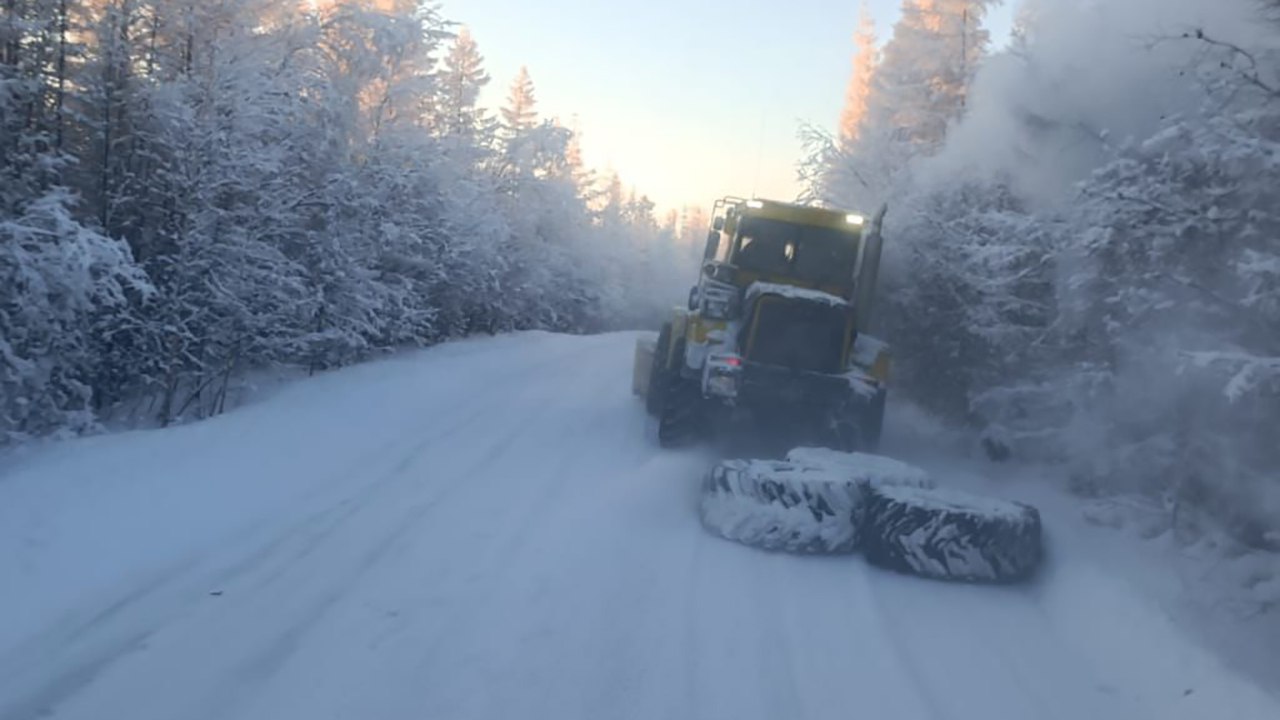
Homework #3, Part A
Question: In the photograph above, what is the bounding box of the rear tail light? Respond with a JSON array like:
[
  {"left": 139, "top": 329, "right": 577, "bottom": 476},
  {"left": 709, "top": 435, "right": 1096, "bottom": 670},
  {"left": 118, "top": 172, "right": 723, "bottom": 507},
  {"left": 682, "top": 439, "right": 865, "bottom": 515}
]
[
  {"left": 709, "top": 353, "right": 743, "bottom": 369},
  {"left": 705, "top": 354, "right": 743, "bottom": 398}
]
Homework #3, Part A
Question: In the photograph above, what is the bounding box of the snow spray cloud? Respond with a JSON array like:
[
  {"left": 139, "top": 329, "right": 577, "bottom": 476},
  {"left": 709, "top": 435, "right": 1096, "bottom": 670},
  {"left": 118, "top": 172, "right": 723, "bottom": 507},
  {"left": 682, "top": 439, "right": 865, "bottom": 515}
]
[
  {"left": 895, "top": 0, "right": 1280, "bottom": 535},
  {"left": 916, "top": 0, "right": 1261, "bottom": 206}
]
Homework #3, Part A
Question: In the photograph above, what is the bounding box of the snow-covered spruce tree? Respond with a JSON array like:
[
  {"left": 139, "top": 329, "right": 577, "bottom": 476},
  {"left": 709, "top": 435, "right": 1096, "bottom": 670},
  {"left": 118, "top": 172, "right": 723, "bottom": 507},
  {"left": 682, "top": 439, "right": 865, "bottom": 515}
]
[
  {"left": 0, "top": 0, "right": 150, "bottom": 441},
  {"left": 800, "top": 3, "right": 881, "bottom": 209},
  {"left": 882, "top": 177, "right": 1058, "bottom": 427},
  {"left": 0, "top": 191, "right": 150, "bottom": 442},
  {"left": 128, "top": 0, "right": 318, "bottom": 423},
  {"left": 429, "top": 26, "right": 509, "bottom": 337},
  {"left": 804, "top": 0, "right": 1022, "bottom": 427},
  {"left": 838, "top": 3, "right": 879, "bottom": 150},
  {"left": 494, "top": 68, "right": 574, "bottom": 330},
  {"left": 803, "top": 0, "right": 996, "bottom": 212},
  {"left": 437, "top": 27, "right": 490, "bottom": 141}
]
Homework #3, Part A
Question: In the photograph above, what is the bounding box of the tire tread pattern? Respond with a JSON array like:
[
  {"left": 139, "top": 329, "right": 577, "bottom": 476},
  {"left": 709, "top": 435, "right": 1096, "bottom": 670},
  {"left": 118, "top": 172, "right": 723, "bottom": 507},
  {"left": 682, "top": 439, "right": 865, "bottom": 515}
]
[{"left": 862, "top": 485, "right": 1043, "bottom": 583}]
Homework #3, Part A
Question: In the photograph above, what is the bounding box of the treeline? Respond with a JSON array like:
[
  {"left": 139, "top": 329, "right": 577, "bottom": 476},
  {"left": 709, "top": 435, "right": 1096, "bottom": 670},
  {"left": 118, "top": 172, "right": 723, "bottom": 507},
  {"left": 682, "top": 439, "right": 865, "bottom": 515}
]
[
  {"left": 1, "top": 0, "right": 700, "bottom": 444},
  {"left": 808, "top": 0, "right": 1280, "bottom": 545}
]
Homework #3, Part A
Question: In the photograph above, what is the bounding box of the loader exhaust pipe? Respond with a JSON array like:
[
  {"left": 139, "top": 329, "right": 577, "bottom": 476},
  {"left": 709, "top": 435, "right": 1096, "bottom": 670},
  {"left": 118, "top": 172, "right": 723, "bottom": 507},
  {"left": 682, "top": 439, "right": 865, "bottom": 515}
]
[{"left": 854, "top": 204, "right": 888, "bottom": 333}]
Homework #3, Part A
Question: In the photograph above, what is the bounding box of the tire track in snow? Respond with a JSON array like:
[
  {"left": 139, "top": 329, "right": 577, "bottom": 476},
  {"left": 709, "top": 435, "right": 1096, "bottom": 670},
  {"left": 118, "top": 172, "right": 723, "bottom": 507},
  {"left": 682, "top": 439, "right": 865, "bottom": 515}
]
[
  {"left": 170, "top": 351, "right": 595, "bottom": 720},
  {"left": 188, "top": 339, "right": 624, "bottom": 720},
  {"left": 374, "top": 338, "right": 707, "bottom": 720},
  {"left": 677, "top": 510, "right": 708, "bottom": 719},
  {"left": 838, "top": 563, "right": 947, "bottom": 720},
  {"left": 862, "top": 572, "right": 1123, "bottom": 720},
  {"left": 361, "top": 344, "right": 633, "bottom": 707},
  {"left": 746, "top": 553, "right": 806, "bottom": 719},
  {"left": 0, "top": 341, "right": 587, "bottom": 720}
]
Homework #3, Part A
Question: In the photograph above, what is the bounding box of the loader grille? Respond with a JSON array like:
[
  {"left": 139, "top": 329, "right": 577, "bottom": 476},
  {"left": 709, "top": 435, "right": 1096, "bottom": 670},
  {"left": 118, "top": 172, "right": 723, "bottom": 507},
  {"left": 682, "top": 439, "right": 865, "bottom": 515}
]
[{"left": 744, "top": 298, "right": 848, "bottom": 374}]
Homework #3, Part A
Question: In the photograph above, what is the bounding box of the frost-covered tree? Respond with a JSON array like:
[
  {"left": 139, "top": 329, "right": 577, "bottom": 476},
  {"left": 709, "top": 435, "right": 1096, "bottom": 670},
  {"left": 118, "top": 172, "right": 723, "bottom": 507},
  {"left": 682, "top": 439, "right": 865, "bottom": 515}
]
[
  {"left": 0, "top": 0, "right": 684, "bottom": 444},
  {"left": 0, "top": 190, "right": 150, "bottom": 441},
  {"left": 885, "top": 177, "right": 1057, "bottom": 421},
  {"left": 838, "top": 3, "right": 879, "bottom": 149},
  {"left": 0, "top": 0, "right": 151, "bottom": 439},
  {"left": 501, "top": 66, "right": 538, "bottom": 134},
  {"left": 807, "top": 0, "right": 997, "bottom": 209},
  {"left": 1052, "top": 45, "right": 1280, "bottom": 535},
  {"left": 873, "top": 0, "right": 992, "bottom": 144},
  {"left": 438, "top": 28, "right": 488, "bottom": 132},
  {"left": 817, "top": 0, "right": 1280, "bottom": 545}
]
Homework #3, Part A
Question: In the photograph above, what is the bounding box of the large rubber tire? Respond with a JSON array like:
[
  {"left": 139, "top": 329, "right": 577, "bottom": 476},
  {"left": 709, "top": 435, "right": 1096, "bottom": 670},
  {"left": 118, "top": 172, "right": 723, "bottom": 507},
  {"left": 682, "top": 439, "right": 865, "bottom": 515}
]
[
  {"left": 657, "top": 343, "right": 702, "bottom": 448},
  {"left": 699, "top": 459, "right": 868, "bottom": 553},
  {"left": 862, "top": 484, "right": 1043, "bottom": 583},
  {"left": 645, "top": 323, "right": 673, "bottom": 417}
]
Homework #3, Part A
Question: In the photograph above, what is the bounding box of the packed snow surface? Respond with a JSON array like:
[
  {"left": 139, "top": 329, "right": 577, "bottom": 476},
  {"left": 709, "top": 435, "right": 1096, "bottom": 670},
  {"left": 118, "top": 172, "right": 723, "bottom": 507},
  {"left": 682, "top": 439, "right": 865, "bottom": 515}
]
[{"left": 2, "top": 331, "right": 1278, "bottom": 720}]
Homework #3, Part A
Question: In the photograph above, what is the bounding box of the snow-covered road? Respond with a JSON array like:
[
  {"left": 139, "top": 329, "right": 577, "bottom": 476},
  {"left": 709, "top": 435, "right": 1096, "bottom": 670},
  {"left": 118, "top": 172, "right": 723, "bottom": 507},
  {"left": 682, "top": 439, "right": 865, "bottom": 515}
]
[{"left": 1, "top": 332, "right": 1277, "bottom": 720}]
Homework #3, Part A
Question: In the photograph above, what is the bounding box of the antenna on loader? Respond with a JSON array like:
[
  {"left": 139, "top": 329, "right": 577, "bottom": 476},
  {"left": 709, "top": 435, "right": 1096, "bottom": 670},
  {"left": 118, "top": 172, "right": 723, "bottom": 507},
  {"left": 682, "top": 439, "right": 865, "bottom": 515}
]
[{"left": 751, "top": 108, "right": 765, "bottom": 198}]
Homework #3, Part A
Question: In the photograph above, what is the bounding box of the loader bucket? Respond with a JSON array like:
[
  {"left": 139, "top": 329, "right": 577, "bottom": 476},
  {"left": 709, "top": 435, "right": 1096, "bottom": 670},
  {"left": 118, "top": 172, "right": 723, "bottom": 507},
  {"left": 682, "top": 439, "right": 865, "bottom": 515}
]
[{"left": 633, "top": 336, "right": 657, "bottom": 398}]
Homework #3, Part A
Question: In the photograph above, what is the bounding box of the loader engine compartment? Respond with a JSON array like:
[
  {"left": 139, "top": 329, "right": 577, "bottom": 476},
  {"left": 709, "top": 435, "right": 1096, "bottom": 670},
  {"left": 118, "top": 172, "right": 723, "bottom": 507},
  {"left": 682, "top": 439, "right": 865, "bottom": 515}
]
[{"left": 741, "top": 295, "right": 848, "bottom": 375}]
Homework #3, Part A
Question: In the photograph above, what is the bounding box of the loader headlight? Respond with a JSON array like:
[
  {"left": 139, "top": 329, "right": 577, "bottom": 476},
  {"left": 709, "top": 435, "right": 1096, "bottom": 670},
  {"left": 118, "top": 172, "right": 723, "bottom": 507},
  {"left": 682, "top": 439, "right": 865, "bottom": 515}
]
[
  {"left": 700, "top": 285, "right": 740, "bottom": 320},
  {"left": 846, "top": 214, "right": 865, "bottom": 225}
]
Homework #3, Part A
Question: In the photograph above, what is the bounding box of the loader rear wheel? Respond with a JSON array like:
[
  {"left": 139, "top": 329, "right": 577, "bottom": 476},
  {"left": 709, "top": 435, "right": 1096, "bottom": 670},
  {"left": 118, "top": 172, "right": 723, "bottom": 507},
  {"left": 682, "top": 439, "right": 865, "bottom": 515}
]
[
  {"left": 861, "top": 390, "right": 887, "bottom": 452},
  {"left": 829, "top": 416, "right": 861, "bottom": 454},
  {"left": 862, "top": 484, "right": 1043, "bottom": 583},
  {"left": 829, "top": 389, "right": 887, "bottom": 454},
  {"left": 646, "top": 323, "right": 673, "bottom": 417}
]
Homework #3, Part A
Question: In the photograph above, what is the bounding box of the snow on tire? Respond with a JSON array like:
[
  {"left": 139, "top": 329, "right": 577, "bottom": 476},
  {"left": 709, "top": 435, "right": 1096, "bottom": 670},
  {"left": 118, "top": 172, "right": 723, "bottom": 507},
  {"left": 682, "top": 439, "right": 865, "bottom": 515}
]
[
  {"left": 699, "top": 459, "right": 867, "bottom": 553},
  {"left": 785, "top": 447, "right": 935, "bottom": 490},
  {"left": 862, "top": 484, "right": 1043, "bottom": 583}
]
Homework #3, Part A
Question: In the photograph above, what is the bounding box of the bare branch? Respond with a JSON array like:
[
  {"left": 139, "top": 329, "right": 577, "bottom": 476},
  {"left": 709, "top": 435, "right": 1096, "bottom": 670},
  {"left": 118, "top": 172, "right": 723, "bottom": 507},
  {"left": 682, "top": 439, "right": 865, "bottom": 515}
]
[{"left": 1180, "top": 28, "right": 1280, "bottom": 100}]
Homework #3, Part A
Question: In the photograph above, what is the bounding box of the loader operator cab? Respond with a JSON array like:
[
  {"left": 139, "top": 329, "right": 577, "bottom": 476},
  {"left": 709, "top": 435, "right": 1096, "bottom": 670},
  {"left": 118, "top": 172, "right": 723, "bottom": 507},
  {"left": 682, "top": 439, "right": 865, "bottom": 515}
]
[
  {"left": 699, "top": 197, "right": 871, "bottom": 302},
  {"left": 733, "top": 217, "right": 860, "bottom": 289}
]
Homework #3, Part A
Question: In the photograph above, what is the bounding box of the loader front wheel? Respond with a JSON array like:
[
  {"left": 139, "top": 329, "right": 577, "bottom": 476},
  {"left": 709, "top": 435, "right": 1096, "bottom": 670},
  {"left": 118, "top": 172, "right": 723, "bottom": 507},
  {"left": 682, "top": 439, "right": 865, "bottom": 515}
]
[
  {"left": 646, "top": 323, "right": 673, "bottom": 417},
  {"left": 657, "top": 349, "right": 702, "bottom": 448},
  {"left": 861, "top": 389, "right": 887, "bottom": 452},
  {"left": 830, "top": 390, "right": 887, "bottom": 454}
]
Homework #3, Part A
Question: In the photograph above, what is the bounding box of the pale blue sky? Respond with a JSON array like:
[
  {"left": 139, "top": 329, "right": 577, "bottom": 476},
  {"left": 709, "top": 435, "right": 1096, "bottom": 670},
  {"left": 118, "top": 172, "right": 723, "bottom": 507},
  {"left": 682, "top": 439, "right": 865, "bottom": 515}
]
[{"left": 440, "top": 1, "right": 1015, "bottom": 213}]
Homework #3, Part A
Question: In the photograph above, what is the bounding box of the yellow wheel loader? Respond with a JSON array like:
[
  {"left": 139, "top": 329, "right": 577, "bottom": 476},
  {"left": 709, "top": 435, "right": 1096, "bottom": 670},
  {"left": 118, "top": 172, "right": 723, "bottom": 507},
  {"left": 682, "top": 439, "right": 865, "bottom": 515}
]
[{"left": 633, "top": 197, "right": 892, "bottom": 453}]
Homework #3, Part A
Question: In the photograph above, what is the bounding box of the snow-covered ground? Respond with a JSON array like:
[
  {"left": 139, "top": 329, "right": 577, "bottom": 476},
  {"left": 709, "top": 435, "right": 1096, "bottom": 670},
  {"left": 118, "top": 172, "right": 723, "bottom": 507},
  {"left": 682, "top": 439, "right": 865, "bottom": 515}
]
[{"left": 1, "top": 331, "right": 1277, "bottom": 720}]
